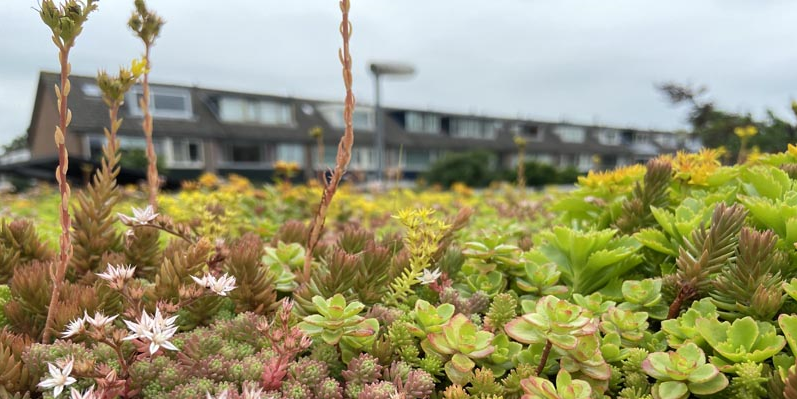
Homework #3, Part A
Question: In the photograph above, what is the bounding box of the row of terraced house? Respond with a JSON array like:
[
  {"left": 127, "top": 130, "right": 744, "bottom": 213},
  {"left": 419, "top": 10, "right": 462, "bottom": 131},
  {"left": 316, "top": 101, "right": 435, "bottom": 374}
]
[{"left": 12, "top": 71, "right": 701, "bottom": 185}]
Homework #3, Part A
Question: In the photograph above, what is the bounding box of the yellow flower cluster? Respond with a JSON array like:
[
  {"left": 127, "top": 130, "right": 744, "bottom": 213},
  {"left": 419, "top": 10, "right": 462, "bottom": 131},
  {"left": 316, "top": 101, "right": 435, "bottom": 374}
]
[
  {"left": 577, "top": 164, "right": 646, "bottom": 190},
  {"left": 734, "top": 125, "right": 758, "bottom": 139},
  {"left": 664, "top": 148, "right": 723, "bottom": 186}
]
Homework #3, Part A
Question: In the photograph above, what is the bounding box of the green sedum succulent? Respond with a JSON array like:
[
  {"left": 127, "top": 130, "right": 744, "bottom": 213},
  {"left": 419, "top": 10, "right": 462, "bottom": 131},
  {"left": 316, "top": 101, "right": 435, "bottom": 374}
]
[
  {"left": 520, "top": 369, "right": 593, "bottom": 399},
  {"left": 426, "top": 313, "right": 495, "bottom": 385},
  {"left": 408, "top": 299, "right": 456, "bottom": 338},
  {"left": 641, "top": 343, "right": 728, "bottom": 399},
  {"left": 660, "top": 298, "right": 717, "bottom": 348},
  {"left": 600, "top": 307, "right": 649, "bottom": 347},
  {"left": 695, "top": 317, "right": 785, "bottom": 365},
  {"left": 298, "top": 294, "right": 379, "bottom": 362},
  {"left": 515, "top": 256, "right": 569, "bottom": 299},
  {"left": 262, "top": 241, "right": 304, "bottom": 292},
  {"left": 618, "top": 279, "right": 668, "bottom": 320},
  {"left": 504, "top": 295, "right": 597, "bottom": 350}
]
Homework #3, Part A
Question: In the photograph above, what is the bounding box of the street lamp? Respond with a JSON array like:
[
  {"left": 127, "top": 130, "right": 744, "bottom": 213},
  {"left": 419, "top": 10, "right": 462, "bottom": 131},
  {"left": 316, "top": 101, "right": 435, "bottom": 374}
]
[{"left": 369, "top": 61, "right": 415, "bottom": 184}]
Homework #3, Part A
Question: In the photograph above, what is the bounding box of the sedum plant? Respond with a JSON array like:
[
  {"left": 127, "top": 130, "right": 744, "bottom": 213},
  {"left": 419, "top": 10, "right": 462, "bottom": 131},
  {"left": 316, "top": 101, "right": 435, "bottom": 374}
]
[
  {"left": 618, "top": 279, "right": 668, "bottom": 320},
  {"left": 533, "top": 227, "right": 643, "bottom": 295},
  {"left": 426, "top": 313, "right": 495, "bottom": 386},
  {"left": 520, "top": 368, "right": 593, "bottom": 399},
  {"left": 695, "top": 316, "right": 785, "bottom": 366},
  {"left": 641, "top": 343, "right": 728, "bottom": 399},
  {"left": 262, "top": 241, "right": 304, "bottom": 292},
  {"left": 504, "top": 295, "right": 596, "bottom": 351},
  {"left": 298, "top": 294, "right": 379, "bottom": 363}
]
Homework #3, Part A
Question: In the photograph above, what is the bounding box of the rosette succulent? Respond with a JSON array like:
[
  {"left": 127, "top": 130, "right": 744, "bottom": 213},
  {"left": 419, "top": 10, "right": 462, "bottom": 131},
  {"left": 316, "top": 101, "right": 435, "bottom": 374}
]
[
  {"left": 520, "top": 369, "right": 593, "bottom": 399},
  {"left": 426, "top": 313, "right": 495, "bottom": 385},
  {"left": 515, "top": 261, "right": 569, "bottom": 299},
  {"left": 600, "top": 307, "right": 649, "bottom": 347},
  {"left": 504, "top": 295, "right": 597, "bottom": 350},
  {"left": 695, "top": 316, "right": 785, "bottom": 365},
  {"left": 298, "top": 294, "right": 379, "bottom": 362},
  {"left": 641, "top": 343, "right": 728, "bottom": 399},
  {"left": 408, "top": 299, "right": 455, "bottom": 338},
  {"left": 262, "top": 242, "right": 304, "bottom": 292},
  {"left": 618, "top": 278, "right": 668, "bottom": 320}
]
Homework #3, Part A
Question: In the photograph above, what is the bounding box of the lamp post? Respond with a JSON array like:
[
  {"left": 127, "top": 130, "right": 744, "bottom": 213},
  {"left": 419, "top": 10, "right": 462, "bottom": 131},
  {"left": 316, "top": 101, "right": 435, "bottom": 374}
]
[{"left": 369, "top": 61, "right": 415, "bottom": 184}]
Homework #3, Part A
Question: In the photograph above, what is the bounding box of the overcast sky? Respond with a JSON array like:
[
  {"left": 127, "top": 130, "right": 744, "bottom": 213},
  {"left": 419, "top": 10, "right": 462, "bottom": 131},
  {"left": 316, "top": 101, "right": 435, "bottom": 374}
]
[{"left": 1, "top": 0, "right": 796, "bottom": 146}]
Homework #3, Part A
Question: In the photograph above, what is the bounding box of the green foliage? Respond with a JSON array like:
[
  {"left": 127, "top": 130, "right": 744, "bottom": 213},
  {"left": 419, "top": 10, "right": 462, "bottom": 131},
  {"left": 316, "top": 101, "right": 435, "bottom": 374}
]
[
  {"left": 299, "top": 294, "right": 379, "bottom": 363},
  {"left": 641, "top": 343, "right": 729, "bottom": 399},
  {"left": 385, "top": 208, "right": 449, "bottom": 306},
  {"left": 424, "top": 151, "right": 498, "bottom": 188},
  {"left": 534, "top": 227, "right": 643, "bottom": 294},
  {"left": 615, "top": 158, "right": 672, "bottom": 235},
  {"left": 504, "top": 296, "right": 595, "bottom": 350},
  {"left": 426, "top": 313, "right": 495, "bottom": 385},
  {"left": 520, "top": 368, "right": 593, "bottom": 399},
  {"left": 696, "top": 317, "right": 785, "bottom": 365},
  {"left": 0, "top": 220, "right": 53, "bottom": 284},
  {"left": 223, "top": 233, "right": 277, "bottom": 315},
  {"left": 262, "top": 241, "right": 303, "bottom": 292}
]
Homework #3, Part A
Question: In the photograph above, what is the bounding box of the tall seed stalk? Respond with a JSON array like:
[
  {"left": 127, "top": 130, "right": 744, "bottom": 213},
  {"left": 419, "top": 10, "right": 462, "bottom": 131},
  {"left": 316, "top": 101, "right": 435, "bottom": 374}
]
[
  {"left": 514, "top": 135, "right": 527, "bottom": 189},
  {"left": 302, "top": 0, "right": 356, "bottom": 283},
  {"left": 38, "top": 0, "right": 99, "bottom": 343},
  {"left": 129, "top": 0, "right": 165, "bottom": 210}
]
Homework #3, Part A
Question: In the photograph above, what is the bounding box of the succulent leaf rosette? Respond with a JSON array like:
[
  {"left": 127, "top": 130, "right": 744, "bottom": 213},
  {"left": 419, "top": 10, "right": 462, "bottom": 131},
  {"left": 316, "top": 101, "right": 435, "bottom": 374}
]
[
  {"left": 520, "top": 369, "right": 593, "bottom": 399},
  {"left": 504, "top": 295, "right": 597, "bottom": 350},
  {"left": 642, "top": 343, "right": 728, "bottom": 399},
  {"left": 695, "top": 317, "right": 785, "bottom": 366},
  {"left": 426, "top": 313, "right": 495, "bottom": 385},
  {"left": 299, "top": 294, "right": 379, "bottom": 362}
]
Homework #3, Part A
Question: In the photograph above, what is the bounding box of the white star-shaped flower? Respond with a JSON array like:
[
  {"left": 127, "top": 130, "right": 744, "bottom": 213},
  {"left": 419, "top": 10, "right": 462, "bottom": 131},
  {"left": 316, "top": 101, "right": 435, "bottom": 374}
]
[
  {"left": 70, "top": 386, "right": 98, "bottom": 399},
  {"left": 206, "top": 390, "right": 229, "bottom": 399},
  {"left": 61, "top": 317, "right": 85, "bottom": 339},
  {"left": 38, "top": 358, "right": 77, "bottom": 398},
  {"left": 123, "top": 308, "right": 179, "bottom": 355},
  {"left": 117, "top": 205, "right": 159, "bottom": 225},
  {"left": 84, "top": 311, "right": 118, "bottom": 329},
  {"left": 96, "top": 264, "right": 136, "bottom": 288},
  {"left": 192, "top": 272, "right": 237, "bottom": 296},
  {"left": 417, "top": 268, "right": 442, "bottom": 285}
]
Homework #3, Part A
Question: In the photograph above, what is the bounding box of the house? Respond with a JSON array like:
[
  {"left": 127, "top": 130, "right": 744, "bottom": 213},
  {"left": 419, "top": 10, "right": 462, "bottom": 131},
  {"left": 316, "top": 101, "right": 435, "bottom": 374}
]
[{"left": 20, "top": 71, "right": 699, "bottom": 184}]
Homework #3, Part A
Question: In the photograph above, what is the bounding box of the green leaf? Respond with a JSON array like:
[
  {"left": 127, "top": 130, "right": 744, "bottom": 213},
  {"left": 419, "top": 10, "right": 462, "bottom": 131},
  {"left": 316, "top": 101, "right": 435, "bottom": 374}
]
[{"left": 654, "top": 381, "right": 689, "bottom": 399}]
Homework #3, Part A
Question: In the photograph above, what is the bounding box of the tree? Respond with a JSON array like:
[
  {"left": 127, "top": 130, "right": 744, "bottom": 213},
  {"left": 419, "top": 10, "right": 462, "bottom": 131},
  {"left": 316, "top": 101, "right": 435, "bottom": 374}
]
[{"left": 658, "top": 82, "right": 797, "bottom": 161}]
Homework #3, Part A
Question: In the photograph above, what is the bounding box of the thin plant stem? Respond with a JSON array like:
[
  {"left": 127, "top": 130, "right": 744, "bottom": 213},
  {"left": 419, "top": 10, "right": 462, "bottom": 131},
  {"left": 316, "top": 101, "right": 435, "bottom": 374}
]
[
  {"left": 43, "top": 47, "right": 73, "bottom": 343},
  {"left": 142, "top": 45, "right": 159, "bottom": 210},
  {"left": 302, "top": 0, "right": 356, "bottom": 282},
  {"left": 536, "top": 339, "right": 552, "bottom": 376}
]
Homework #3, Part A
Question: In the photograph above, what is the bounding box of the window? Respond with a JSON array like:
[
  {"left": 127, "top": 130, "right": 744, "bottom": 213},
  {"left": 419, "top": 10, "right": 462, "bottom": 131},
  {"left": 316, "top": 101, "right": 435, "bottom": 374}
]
[
  {"left": 85, "top": 134, "right": 166, "bottom": 162},
  {"left": 128, "top": 87, "right": 193, "bottom": 119},
  {"left": 511, "top": 124, "right": 542, "bottom": 141},
  {"left": 596, "top": 129, "right": 621, "bottom": 146},
  {"left": 654, "top": 134, "right": 678, "bottom": 148},
  {"left": 276, "top": 143, "right": 305, "bottom": 165},
  {"left": 319, "top": 104, "right": 374, "bottom": 130},
  {"left": 350, "top": 148, "right": 375, "bottom": 170},
  {"left": 222, "top": 143, "right": 264, "bottom": 164},
  {"left": 531, "top": 154, "right": 554, "bottom": 165},
  {"left": 82, "top": 84, "right": 101, "bottom": 97},
  {"left": 577, "top": 154, "right": 594, "bottom": 171},
  {"left": 405, "top": 149, "right": 431, "bottom": 169},
  {"left": 170, "top": 139, "right": 204, "bottom": 168},
  {"left": 633, "top": 132, "right": 651, "bottom": 144},
  {"left": 554, "top": 126, "right": 586, "bottom": 143},
  {"left": 218, "top": 97, "right": 293, "bottom": 126},
  {"left": 450, "top": 118, "right": 485, "bottom": 139},
  {"left": 405, "top": 112, "right": 441, "bottom": 134}
]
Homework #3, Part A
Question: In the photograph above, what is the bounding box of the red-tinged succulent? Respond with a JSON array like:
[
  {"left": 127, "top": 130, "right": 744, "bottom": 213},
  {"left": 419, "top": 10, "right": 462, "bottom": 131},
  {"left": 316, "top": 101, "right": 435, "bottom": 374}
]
[
  {"left": 504, "top": 295, "right": 596, "bottom": 350},
  {"left": 520, "top": 369, "right": 593, "bottom": 399},
  {"left": 426, "top": 313, "right": 495, "bottom": 386},
  {"left": 641, "top": 343, "right": 728, "bottom": 399}
]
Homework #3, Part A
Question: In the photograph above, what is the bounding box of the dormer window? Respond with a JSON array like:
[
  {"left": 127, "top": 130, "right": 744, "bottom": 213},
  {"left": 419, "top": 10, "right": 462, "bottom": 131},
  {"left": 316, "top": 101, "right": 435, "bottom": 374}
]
[
  {"left": 596, "top": 129, "right": 621, "bottom": 146},
  {"left": 450, "top": 118, "right": 498, "bottom": 139},
  {"left": 554, "top": 126, "right": 586, "bottom": 143},
  {"left": 405, "top": 112, "right": 441, "bottom": 134},
  {"left": 318, "top": 104, "right": 374, "bottom": 130},
  {"left": 218, "top": 97, "right": 293, "bottom": 126},
  {"left": 128, "top": 87, "right": 193, "bottom": 119}
]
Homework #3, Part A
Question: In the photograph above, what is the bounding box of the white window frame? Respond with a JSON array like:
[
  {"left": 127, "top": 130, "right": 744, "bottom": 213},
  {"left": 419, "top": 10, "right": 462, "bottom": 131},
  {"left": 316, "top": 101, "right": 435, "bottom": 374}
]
[
  {"left": 554, "top": 126, "right": 586, "bottom": 143},
  {"left": 275, "top": 143, "right": 306, "bottom": 165},
  {"left": 128, "top": 87, "right": 193, "bottom": 120},
  {"left": 164, "top": 138, "right": 204, "bottom": 169},
  {"left": 596, "top": 129, "right": 621, "bottom": 146},
  {"left": 318, "top": 104, "right": 375, "bottom": 131},
  {"left": 405, "top": 112, "right": 441, "bottom": 134}
]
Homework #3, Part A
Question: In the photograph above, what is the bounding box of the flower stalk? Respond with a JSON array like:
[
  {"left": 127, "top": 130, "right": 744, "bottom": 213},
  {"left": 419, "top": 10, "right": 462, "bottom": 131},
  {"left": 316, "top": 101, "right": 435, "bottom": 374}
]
[
  {"left": 39, "top": 0, "right": 99, "bottom": 344},
  {"left": 302, "top": 0, "right": 355, "bottom": 283},
  {"left": 129, "top": 0, "right": 165, "bottom": 210}
]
